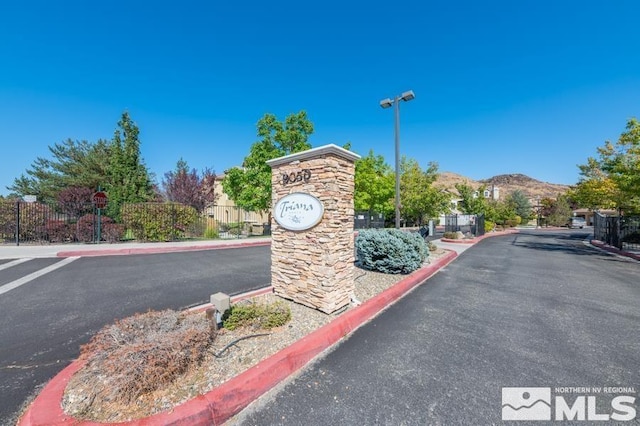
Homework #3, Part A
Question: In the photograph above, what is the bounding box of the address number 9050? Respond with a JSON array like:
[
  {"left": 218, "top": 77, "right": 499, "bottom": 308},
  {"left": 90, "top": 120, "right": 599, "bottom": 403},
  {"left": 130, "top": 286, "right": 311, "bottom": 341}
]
[{"left": 282, "top": 169, "right": 311, "bottom": 186}]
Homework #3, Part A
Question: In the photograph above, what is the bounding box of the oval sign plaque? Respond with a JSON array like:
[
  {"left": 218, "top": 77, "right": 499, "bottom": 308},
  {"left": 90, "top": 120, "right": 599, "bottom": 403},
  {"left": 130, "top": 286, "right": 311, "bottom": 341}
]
[{"left": 274, "top": 192, "right": 324, "bottom": 231}]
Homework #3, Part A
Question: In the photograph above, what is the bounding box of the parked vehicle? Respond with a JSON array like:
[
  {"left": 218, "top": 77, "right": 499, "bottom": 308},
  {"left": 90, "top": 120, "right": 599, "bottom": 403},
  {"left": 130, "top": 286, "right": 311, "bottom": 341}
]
[{"left": 568, "top": 217, "right": 586, "bottom": 229}]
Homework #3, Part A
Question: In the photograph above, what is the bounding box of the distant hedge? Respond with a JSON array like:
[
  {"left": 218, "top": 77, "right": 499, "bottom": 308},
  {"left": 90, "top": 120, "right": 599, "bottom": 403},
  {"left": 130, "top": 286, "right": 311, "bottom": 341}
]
[
  {"left": 121, "top": 203, "right": 198, "bottom": 242},
  {"left": 355, "top": 229, "right": 429, "bottom": 274}
]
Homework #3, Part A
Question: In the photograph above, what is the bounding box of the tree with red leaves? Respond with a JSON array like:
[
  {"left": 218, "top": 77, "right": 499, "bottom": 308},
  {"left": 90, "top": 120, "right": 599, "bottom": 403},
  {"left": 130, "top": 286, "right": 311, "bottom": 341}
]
[
  {"left": 56, "top": 186, "right": 94, "bottom": 219},
  {"left": 162, "top": 159, "right": 216, "bottom": 212}
]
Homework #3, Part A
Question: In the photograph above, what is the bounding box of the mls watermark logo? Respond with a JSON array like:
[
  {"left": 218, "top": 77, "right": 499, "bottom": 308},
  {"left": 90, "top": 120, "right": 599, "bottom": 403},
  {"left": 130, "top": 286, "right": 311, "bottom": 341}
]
[
  {"left": 502, "top": 387, "right": 551, "bottom": 420},
  {"left": 502, "top": 386, "right": 637, "bottom": 421}
]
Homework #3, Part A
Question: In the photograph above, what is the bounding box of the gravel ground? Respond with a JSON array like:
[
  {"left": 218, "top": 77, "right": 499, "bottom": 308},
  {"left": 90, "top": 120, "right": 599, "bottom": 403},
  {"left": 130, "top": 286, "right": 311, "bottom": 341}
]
[{"left": 62, "top": 248, "right": 448, "bottom": 422}]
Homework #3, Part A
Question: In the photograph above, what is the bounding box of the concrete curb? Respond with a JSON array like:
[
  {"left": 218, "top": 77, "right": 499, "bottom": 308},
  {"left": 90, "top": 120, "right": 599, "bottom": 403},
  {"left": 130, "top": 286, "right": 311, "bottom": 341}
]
[
  {"left": 56, "top": 240, "right": 271, "bottom": 258},
  {"left": 18, "top": 251, "right": 458, "bottom": 426},
  {"left": 590, "top": 239, "right": 640, "bottom": 261},
  {"left": 441, "top": 229, "right": 519, "bottom": 244}
]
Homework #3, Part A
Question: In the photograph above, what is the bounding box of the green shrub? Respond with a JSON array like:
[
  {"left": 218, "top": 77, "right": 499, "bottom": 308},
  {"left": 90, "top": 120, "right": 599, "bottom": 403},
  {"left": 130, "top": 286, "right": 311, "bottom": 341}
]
[
  {"left": 223, "top": 300, "right": 291, "bottom": 331},
  {"left": 122, "top": 228, "right": 135, "bottom": 241},
  {"left": 484, "top": 220, "right": 495, "bottom": 233},
  {"left": 121, "top": 203, "right": 198, "bottom": 241},
  {"left": 504, "top": 218, "right": 519, "bottom": 228},
  {"left": 355, "top": 229, "right": 429, "bottom": 274},
  {"left": 204, "top": 226, "right": 219, "bottom": 239},
  {"left": 443, "top": 231, "right": 460, "bottom": 239}
]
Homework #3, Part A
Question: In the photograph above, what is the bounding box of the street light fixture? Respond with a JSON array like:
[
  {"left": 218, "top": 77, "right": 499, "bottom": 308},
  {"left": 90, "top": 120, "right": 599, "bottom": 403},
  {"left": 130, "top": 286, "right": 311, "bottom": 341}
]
[{"left": 380, "top": 90, "right": 415, "bottom": 229}]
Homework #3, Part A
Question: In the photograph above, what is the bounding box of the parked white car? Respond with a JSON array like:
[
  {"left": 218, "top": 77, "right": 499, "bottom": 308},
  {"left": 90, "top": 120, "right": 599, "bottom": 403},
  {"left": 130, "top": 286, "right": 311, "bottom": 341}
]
[{"left": 568, "top": 217, "right": 586, "bottom": 229}]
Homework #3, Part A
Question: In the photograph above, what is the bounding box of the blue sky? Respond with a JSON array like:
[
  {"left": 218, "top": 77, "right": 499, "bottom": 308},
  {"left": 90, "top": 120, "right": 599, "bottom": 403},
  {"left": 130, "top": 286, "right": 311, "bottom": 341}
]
[{"left": 1, "top": 1, "right": 639, "bottom": 196}]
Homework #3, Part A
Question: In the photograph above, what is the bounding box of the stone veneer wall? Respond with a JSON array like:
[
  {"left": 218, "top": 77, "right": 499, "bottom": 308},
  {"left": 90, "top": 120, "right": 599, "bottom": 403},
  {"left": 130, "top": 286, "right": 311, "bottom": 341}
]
[{"left": 269, "top": 148, "right": 357, "bottom": 314}]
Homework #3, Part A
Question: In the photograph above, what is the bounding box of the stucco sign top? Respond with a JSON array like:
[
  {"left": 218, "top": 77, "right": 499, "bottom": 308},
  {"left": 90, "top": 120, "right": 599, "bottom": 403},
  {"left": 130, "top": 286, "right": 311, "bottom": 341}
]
[{"left": 273, "top": 192, "right": 324, "bottom": 231}]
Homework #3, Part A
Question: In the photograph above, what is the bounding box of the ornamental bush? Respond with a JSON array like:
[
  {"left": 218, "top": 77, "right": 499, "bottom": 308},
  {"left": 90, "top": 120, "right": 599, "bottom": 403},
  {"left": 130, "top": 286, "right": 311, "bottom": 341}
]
[
  {"left": 203, "top": 226, "right": 219, "bottom": 239},
  {"left": 443, "top": 231, "right": 460, "bottom": 239},
  {"left": 77, "top": 214, "right": 116, "bottom": 243},
  {"left": 121, "top": 203, "right": 198, "bottom": 241},
  {"left": 484, "top": 220, "right": 496, "bottom": 233},
  {"left": 102, "top": 223, "right": 125, "bottom": 243},
  {"left": 0, "top": 202, "right": 51, "bottom": 242},
  {"left": 223, "top": 300, "right": 291, "bottom": 331},
  {"left": 355, "top": 229, "right": 429, "bottom": 274},
  {"left": 45, "top": 220, "right": 75, "bottom": 243}
]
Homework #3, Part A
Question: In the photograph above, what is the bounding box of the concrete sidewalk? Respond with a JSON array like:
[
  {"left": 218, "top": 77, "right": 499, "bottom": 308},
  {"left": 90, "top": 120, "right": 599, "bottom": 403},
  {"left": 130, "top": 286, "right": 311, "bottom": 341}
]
[
  {"left": 0, "top": 236, "right": 474, "bottom": 260},
  {"left": 0, "top": 237, "right": 272, "bottom": 259}
]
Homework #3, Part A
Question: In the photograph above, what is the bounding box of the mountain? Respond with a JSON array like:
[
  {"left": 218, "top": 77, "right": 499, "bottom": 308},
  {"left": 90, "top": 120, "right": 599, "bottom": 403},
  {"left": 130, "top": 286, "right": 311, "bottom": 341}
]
[{"left": 435, "top": 172, "right": 570, "bottom": 200}]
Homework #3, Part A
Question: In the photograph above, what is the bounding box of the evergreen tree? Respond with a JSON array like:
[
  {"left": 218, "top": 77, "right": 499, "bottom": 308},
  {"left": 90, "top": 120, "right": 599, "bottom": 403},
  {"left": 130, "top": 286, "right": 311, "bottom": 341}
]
[
  {"left": 105, "top": 112, "right": 155, "bottom": 219},
  {"left": 544, "top": 194, "right": 573, "bottom": 226},
  {"left": 506, "top": 190, "right": 533, "bottom": 222},
  {"left": 8, "top": 139, "right": 111, "bottom": 202}
]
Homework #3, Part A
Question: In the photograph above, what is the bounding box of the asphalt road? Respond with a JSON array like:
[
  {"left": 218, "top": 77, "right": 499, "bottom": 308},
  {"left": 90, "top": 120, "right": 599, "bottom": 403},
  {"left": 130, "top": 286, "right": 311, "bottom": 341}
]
[
  {"left": 0, "top": 245, "right": 271, "bottom": 425},
  {"left": 235, "top": 230, "right": 640, "bottom": 425}
]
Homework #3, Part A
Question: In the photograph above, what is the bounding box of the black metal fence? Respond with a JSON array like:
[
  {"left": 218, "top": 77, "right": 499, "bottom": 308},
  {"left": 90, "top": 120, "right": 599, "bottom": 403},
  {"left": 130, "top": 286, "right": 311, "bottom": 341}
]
[
  {"left": 354, "top": 211, "right": 385, "bottom": 229},
  {"left": 203, "top": 205, "right": 270, "bottom": 239},
  {"left": 0, "top": 200, "right": 99, "bottom": 245},
  {"left": 444, "top": 214, "right": 485, "bottom": 237},
  {"left": 0, "top": 201, "right": 270, "bottom": 245},
  {"left": 593, "top": 211, "right": 640, "bottom": 251}
]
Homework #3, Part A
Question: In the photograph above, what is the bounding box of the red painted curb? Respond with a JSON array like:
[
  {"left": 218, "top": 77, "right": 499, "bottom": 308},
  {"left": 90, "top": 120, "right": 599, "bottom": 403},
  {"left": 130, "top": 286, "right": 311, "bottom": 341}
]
[
  {"left": 590, "top": 240, "right": 640, "bottom": 261},
  {"left": 18, "top": 251, "right": 457, "bottom": 426},
  {"left": 56, "top": 240, "right": 271, "bottom": 258}
]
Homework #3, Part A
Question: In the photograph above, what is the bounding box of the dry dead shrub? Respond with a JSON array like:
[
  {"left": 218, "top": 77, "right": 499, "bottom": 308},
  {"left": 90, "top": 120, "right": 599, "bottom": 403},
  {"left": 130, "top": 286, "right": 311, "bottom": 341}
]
[{"left": 65, "top": 309, "right": 215, "bottom": 417}]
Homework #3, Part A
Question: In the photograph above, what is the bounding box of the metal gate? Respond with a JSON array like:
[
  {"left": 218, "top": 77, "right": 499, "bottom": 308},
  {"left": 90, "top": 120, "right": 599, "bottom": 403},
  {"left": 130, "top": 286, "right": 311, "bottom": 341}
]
[{"left": 444, "top": 214, "right": 484, "bottom": 237}]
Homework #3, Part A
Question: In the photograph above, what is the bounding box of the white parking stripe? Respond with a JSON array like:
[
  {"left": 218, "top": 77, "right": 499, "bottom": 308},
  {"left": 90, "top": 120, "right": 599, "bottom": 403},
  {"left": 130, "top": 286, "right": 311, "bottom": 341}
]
[
  {"left": 0, "top": 258, "right": 33, "bottom": 271},
  {"left": 0, "top": 257, "right": 80, "bottom": 296}
]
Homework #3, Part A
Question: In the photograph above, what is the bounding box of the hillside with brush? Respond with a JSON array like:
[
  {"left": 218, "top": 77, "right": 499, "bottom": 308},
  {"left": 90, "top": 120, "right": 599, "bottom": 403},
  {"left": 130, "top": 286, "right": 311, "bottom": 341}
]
[{"left": 435, "top": 172, "right": 570, "bottom": 200}]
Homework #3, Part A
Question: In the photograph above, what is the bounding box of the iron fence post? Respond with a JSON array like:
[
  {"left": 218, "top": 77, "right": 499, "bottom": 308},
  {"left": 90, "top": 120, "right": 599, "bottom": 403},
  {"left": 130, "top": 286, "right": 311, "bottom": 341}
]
[{"left": 15, "top": 200, "right": 20, "bottom": 246}]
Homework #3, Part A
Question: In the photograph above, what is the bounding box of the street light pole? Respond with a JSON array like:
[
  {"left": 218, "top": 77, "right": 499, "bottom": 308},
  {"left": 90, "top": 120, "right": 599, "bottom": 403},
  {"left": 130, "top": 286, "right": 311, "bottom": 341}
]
[
  {"left": 393, "top": 96, "right": 401, "bottom": 230},
  {"left": 380, "top": 90, "right": 415, "bottom": 229}
]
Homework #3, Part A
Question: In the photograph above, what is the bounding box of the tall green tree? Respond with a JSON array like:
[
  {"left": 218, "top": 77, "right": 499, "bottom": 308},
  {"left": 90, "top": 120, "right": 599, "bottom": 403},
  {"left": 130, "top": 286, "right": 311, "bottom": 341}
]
[
  {"left": 492, "top": 198, "right": 518, "bottom": 225},
  {"left": 506, "top": 190, "right": 533, "bottom": 222},
  {"left": 574, "top": 117, "right": 640, "bottom": 213},
  {"left": 105, "top": 112, "right": 155, "bottom": 218},
  {"left": 8, "top": 139, "right": 111, "bottom": 202},
  {"left": 455, "top": 182, "right": 488, "bottom": 215},
  {"left": 354, "top": 150, "right": 394, "bottom": 218},
  {"left": 222, "top": 111, "right": 313, "bottom": 214},
  {"left": 400, "top": 157, "right": 450, "bottom": 225},
  {"left": 569, "top": 173, "right": 620, "bottom": 211},
  {"left": 543, "top": 194, "right": 573, "bottom": 226}
]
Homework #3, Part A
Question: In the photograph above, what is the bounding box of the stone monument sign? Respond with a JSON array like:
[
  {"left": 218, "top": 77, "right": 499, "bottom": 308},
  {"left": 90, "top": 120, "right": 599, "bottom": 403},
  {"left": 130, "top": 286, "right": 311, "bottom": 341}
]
[{"left": 266, "top": 144, "right": 360, "bottom": 314}]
